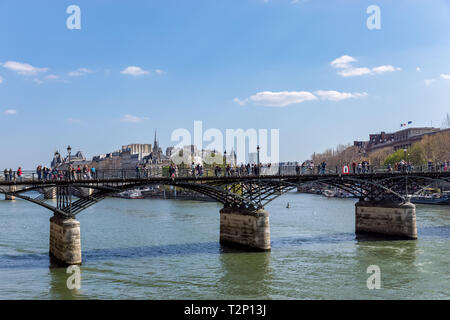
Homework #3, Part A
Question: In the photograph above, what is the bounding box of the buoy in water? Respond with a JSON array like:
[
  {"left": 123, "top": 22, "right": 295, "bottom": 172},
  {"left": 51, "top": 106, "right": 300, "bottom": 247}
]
[{"left": 286, "top": 202, "right": 290, "bottom": 208}]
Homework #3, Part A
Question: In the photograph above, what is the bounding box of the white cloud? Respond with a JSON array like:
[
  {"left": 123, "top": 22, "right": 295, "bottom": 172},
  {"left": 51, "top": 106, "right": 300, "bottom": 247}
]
[
  {"left": 235, "top": 91, "right": 317, "bottom": 107},
  {"left": 45, "top": 74, "right": 59, "bottom": 80},
  {"left": 331, "top": 55, "right": 357, "bottom": 69},
  {"left": 4, "top": 109, "right": 17, "bottom": 115},
  {"left": 155, "top": 69, "right": 166, "bottom": 75},
  {"left": 233, "top": 98, "right": 248, "bottom": 106},
  {"left": 120, "top": 114, "right": 149, "bottom": 123},
  {"left": 331, "top": 55, "right": 400, "bottom": 77},
  {"left": 315, "top": 90, "right": 368, "bottom": 101},
  {"left": 235, "top": 89, "right": 369, "bottom": 107},
  {"left": 250, "top": 91, "right": 317, "bottom": 107},
  {"left": 338, "top": 67, "right": 371, "bottom": 77},
  {"left": 120, "top": 66, "right": 149, "bottom": 76},
  {"left": 0, "top": 75, "right": 3, "bottom": 84},
  {"left": 423, "top": 74, "right": 450, "bottom": 86},
  {"left": 33, "top": 78, "right": 43, "bottom": 85},
  {"left": 416, "top": 67, "right": 421, "bottom": 72},
  {"left": 371, "top": 65, "right": 401, "bottom": 74},
  {"left": 68, "top": 68, "right": 93, "bottom": 77},
  {"left": 2, "top": 61, "right": 48, "bottom": 76}
]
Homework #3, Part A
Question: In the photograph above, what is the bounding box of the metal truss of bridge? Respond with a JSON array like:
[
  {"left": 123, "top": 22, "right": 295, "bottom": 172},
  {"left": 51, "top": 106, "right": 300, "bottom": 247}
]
[
  {"left": 0, "top": 170, "right": 448, "bottom": 217},
  {"left": 1, "top": 168, "right": 449, "bottom": 266}
]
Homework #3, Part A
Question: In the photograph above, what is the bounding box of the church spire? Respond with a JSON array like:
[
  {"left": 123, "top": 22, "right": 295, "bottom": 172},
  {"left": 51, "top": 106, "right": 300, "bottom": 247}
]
[{"left": 154, "top": 129, "right": 158, "bottom": 150}]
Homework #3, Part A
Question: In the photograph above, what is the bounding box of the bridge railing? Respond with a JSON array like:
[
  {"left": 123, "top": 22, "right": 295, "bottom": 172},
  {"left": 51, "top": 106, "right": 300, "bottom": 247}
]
[{"left": 1, "top": 163, "right": 448, "bottom": 183}]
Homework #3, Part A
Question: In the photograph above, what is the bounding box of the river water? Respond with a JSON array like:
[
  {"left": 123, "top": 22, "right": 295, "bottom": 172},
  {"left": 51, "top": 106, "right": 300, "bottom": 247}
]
[{"left": 0, "top": 192, "right": 449, "bottom": 299}]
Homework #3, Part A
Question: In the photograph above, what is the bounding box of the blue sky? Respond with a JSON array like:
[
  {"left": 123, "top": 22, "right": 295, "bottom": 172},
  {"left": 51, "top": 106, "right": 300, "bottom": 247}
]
[{"left": 1, "top": 0, "right": 449, "bottom": 168}]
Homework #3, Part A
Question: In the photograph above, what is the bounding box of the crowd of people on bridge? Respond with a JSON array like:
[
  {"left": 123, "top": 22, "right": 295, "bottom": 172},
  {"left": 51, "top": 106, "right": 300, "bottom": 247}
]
[
  {"left": 167, "top": 162, "right": 269, "bottom": 178},
  {"left": 387, "top": 160, "right": 449, "bottom": 173},
  {"left": 34, "top": 164, "right": 98, "bottom": 181},
  {"left": 295, "top": 161, "right": 329, "bottom": 175},
  {"left": 66, "top": 165, "right": 97, "bottom": 180},
  {"left": 3, "top": 168, "right": 22, "bottom": 181},
  {"left": 351, "top": 161, "right": 371, "bottom": 174},
  {"left": 4, "top": 159, "right": 449, "bottom": 183},
  {"left": 387, "top": 161, "right": 413, "bottom": 173}
]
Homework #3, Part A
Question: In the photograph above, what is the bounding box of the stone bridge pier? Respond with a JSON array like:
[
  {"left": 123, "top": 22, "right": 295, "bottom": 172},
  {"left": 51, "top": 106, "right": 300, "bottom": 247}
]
[
  {"left": 219, "top": 207, "right": 271, "bottom": 251},
  {"left": 49, "top": 215, "right": 82, "bottom": 266},
  {"left": 5, "top": 185, "right": 16, "bottom": 200},
  {"left": 355, "top": 200, "right": 417, "bottom": 239}
]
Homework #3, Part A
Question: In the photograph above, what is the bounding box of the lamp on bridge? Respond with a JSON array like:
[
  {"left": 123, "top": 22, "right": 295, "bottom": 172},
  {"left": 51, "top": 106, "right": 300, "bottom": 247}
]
[
  {"left": 257, "top": 145, "right": 260, "bottom": 168},
  {"left": 67, "top": 145, "right": 72, "bottom": 165},
  {"left": 224, "top": 150, "right": 227, "bottom": 166}
]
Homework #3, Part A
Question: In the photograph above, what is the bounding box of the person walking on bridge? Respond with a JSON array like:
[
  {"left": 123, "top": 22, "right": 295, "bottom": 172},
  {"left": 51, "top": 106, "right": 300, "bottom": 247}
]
[
  {"left": 428, "top": 160, "right": 433, "bottom": 172},
  {"left": 17, "top": 167, "right": 22, "bottom": 181},
  {"left": 8, "top": 168, "right": 13, "bottom": 181},
  {"left": 168, "top": 164, "right": 175, "bottom": 178},
  {"left": 3, "top": 168, "right": 8, "bottom": 181},
  {"left": 82, "top": 165, "right": 89, "bottom": 180},
  {"left": 226, "top": 164, "right": 231, "bottom": 177},
  {"left": 76, "top": 165, "right": 82, "bottom": 180},
  {"left": 191, "top": 162, "right": 195, "bottom": 177},
  {"left": 135, "top": 165, "right": 141, "bottom": 179},
  {"left": 36, "top": 165, "right": 42, "bottom": 181}
]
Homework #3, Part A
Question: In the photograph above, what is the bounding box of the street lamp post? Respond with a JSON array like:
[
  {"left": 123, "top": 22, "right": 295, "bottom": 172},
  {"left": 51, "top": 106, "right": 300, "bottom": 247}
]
[
  {"left": 256, "top": 145, "right": 260, "bottom": 175},
  {"left": 403, "top": 147, "right": 408, "bottom": 172},
  {"left": 257, "top": 145, "right": 261, "bottom": 207},
  {"left": 67, "top": 145, "right": 72, "bottom": 165},
  {"left": 66, "top": 145, "right": 73, "bottom": 212},
  {"left": 67, "top": 145, "right": 72, "bottom": 180},
  {"left": 403, "top": 147, "right": 409, "bottom": 196},
  {"left": 223, "top": 150, "right": 227, "bottom": 176}
]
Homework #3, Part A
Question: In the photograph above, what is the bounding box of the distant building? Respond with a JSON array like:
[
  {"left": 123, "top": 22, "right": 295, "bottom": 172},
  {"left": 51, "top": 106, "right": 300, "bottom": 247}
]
[
  {"left": 166, "top": 147, "right": 174, "bottom": 157},
  {"left": 225, "top": 149, "right": 237, "bottom": 166},
  {"left": 142, "top": 130, "right": 170, "bottom": 164},
  {"left": 354, "top": 127, "right": 445, "bottom": 153},
  {"left": 69, "top": 151, "right": 86, "bottom": 163},
  {"left": 51, "top": 129, "right": 180, "bottom": 170},
  {"left": 122, "top": 144, "right": 152, "bottom": 155},
  {"left": 51, "top": 151, "right": 64, "bottom": 168},
  {"left": 53, "top": 150, "right": 90, "bottom": 169}
]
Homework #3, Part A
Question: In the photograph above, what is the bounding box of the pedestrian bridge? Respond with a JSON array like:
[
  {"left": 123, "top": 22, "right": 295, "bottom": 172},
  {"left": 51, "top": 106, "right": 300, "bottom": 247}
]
[{"left": 1, "top": 167, "right": 448, "bottom": 266}]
